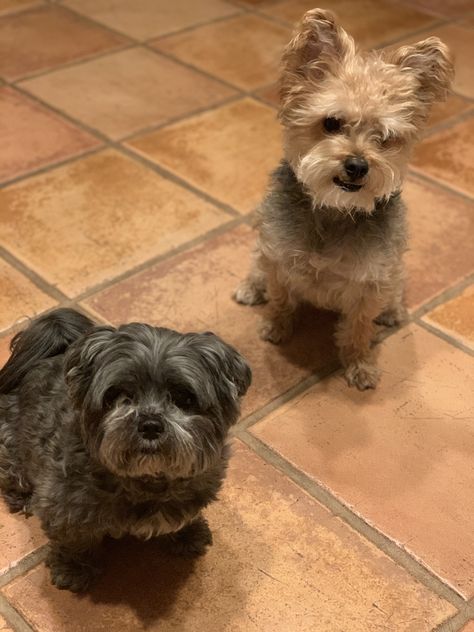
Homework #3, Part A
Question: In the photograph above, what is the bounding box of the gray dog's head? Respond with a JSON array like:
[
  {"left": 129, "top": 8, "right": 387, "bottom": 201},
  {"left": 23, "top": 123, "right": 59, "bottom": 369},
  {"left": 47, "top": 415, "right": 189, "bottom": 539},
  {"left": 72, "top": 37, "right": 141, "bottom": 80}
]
[{"left": 64, "top": 324, "right": 251, "bottom": 479}]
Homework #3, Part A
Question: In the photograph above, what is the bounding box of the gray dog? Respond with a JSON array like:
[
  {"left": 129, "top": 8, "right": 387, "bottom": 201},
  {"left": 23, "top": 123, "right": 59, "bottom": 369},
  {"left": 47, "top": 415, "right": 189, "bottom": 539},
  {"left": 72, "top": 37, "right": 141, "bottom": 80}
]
[{"left": 0, "top": 308, "right": 251, "bottom": 592}]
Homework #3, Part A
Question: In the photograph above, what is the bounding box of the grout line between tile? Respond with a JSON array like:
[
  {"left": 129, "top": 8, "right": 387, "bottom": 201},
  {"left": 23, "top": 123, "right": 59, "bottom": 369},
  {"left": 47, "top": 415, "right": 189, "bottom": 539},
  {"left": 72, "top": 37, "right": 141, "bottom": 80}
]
[
  {"left": 0, "top": 594, "right": 35, "bottom": 632},
  {"left": 0, "top": 546, "right": 48, "bottom": 590},
  {"left": 434, "top": 608, "right": 473, "bottom": 632},
  {"left": 143, "top": 9, "right": 245, "bottom": 43},
  {"left": 411, "top": 273, "right": 474, "bottom": 320},
  {"left": 415, "top": 318, "right": 474, "bottom": 357},
  {"left": 235, "top": 430, "right": 467, "bottom": 610},
  {"left": 407, "top": 168, "right": 474, "bottom": 204},
  {"left": 373, "top": 17, "right": 453, "bottom": 50},
  {"left": 424, "top": 105, "right": 474, "bottom": 139}
]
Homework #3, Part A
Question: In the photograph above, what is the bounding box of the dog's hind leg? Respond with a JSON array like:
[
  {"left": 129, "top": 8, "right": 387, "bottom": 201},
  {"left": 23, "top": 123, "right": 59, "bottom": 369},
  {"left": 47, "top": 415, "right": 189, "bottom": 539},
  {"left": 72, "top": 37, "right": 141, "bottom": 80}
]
[
  {"left": 233, "top": 245, "right": 268, "bottom": 306},
  {"left": 258, "top": 260, "right": 297, "bottom": 344}
]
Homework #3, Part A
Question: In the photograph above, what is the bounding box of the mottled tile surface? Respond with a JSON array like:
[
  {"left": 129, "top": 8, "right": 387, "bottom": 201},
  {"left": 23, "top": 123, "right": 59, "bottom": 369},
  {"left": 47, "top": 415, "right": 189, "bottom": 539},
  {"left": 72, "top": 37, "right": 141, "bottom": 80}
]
[
  {"left": 63, "top": 0, "right": 238, "bottom": 40},
  {"left": 401, "top": 0, "right": 474, "bottom": 17},
  {"left": 427, "top": 95, "right": 472, "bottom": 130},
  {"left": 0, "top": 614, "right": 14, "bottom": 632},
  {"left": 1, "top": 443, "right": 455, "bottom": 631},
  {"left": 252, "top": 325, "right": 474, "bottom": 597},
  {"left": 403, "top": 176, "right": 474, "bottom": 308},
  {"left": 127, "top": 98, "right": 282, "bottom": 212},
  {"left": 411, "top": 116, "right": 474, "bottom": 197},
  {"left": 0, "top": 150, "right": 228, "bottom": 296},
  {"left": 0, "top": 5, "right": 126, "bottom": 80},
  {"left": 0, "top": 499, "right": 46, "bottom": 577},
  {"left": 0, "top": 0, "right": 40, "bottom": 15},
  {"left": 0, "top": 87, "right": 99, "bottom": 182},
  {"left": 263, "top": 0, "right": 436, "bottom": 49},
  {"left": 424, "top": 285, "right": 474, "bottom": 349},
  {"left": 0, "top": 259, "right": 55, "bottom": 332},
  {"left": 153, "top": 14, "right": 290, "bottom": 90},
  {"left": 84, "top": 224, "right": 338, "bottom": 417}
]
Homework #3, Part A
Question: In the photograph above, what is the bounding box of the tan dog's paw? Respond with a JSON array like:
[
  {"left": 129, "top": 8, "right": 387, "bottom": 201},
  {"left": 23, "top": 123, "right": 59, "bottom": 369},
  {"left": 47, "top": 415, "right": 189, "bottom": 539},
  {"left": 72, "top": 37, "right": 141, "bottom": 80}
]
[
  {"left": 344, "top": 362, "right": 380, "bottom": 390},
  {"left": 375, "top": 306, "right": 407, "bottom": 328},
  {"left": 258, "top": 317, "right": 293, "bottom": 344},
  {"left": 233, "top": 279, "right": 267, "bottom": 306}
]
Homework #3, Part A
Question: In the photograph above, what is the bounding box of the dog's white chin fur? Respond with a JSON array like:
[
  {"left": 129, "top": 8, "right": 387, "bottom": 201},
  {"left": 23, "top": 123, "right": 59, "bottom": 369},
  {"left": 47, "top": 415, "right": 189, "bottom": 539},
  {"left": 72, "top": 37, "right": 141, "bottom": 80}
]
[{"left": 295, "top": 152, "right": 399, "bottom": 214}]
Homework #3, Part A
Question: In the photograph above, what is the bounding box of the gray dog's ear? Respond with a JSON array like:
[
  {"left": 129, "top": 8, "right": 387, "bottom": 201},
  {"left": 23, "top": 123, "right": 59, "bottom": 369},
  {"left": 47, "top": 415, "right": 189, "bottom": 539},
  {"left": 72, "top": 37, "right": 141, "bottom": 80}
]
[
  {"left": 64, "top": 326, "right": 117, "bottom": 408},
  {"left": 195, "top": 332, "right": 252, "bottom": 399}
]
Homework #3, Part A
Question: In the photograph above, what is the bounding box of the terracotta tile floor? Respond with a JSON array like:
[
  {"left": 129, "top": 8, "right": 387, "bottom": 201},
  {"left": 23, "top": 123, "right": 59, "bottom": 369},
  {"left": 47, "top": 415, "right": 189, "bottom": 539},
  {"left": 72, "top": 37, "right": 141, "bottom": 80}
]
[{"left": 0, "top": 1, "right": 473, "bottom": 631}]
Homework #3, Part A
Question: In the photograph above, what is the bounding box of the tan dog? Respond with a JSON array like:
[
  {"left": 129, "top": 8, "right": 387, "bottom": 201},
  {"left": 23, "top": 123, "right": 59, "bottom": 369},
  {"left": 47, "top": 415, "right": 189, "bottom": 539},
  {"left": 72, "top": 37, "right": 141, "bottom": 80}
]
[{"left": 234, "top": 9, "right": 453, "bottom": 390}]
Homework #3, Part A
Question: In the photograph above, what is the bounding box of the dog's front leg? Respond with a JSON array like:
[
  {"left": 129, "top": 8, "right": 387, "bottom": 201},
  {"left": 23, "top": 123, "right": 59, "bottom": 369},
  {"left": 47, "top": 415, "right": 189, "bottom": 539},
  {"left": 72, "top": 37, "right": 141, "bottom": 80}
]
[
  {"left": 258, "top": 260, "right": 296, "bottom": 344},
  {"left": 336, "top": 290, "right": 384, "bottom": 390},
  {"left": 46, "top": 535, "right": 103, "bottom": 592},
  {"left": 166, "top": 514, "right": 213, "bottom": 557}
]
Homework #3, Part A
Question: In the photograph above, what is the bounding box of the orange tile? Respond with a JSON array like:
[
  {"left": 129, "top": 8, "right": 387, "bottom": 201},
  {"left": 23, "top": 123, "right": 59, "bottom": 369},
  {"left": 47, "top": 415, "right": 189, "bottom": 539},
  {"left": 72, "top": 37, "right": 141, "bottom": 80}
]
[
  {"left": 252, "top": 325, "right": 474, "bottom": 597},
  {"left": 0, "top": 259, "right": 55, "bottom": 333},
  {"left": 461, "top": 622, "right": 474, "bottom": 632},
  {"left": 0, "top": 498, "right": 46, "bottom": 577},
  {"left": 0, "top": 0, "right": 41, "bottom": 16},
  {"left": 1, "top": 442, "right": 455, "bottom": 631},
  {"left": 403, "top": 176, "right": 474, "bottom": 309},
  {"left": 0, "top": 5, "right": 127, "bottom": 81},
  {"left": 127, "top": 99, "right": 282, "bottom": 213},
  {"left": 0, "top": 335, "right": 12, "bottom": 367},
  {"left": 0, "top": 614, "right": 14, "bottom": 632},
  {"left": 255, "top": 82, "right": 279, "bottom": 108},
  {"left": 63, "top": 0, "right": 238, "bottom": 40},
  {"left": 423, "top": 286, "right": 474, "bottom": 349},
  {"left": 21, "top": 48, "right": 236, "bottom": 140},
  {"left": 262, "top": 0, "right": 436, "bottom": 49},
  {"left": 400, "top": 0, "right": 474, "bottom": 17},
  {"left": 84, "top": 224, "right": 338, "bottom": 417},
  {"left": 153, "top": 15, "right": 290, "bottom": 91},
  {"left": 0, "top": 87, "right": 99, "bottom": 183},
  {"left": 427, "top": 95, "right": 473, "bottom": 130},
  {"left": 411, "top": 115, "right": 474, "bottom": 198},
  {"left": 0, "top": 150, "right": 229, "bottom": 297}
]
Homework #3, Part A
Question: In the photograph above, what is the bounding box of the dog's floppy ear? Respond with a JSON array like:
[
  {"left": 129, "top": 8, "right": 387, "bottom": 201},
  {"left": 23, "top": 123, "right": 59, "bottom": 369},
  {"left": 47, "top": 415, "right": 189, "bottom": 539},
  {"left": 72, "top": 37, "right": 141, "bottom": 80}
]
[
  {"left": 64, "top": 326, "right": 117, "bottom": 408},
  {"left": 388, "top": 37, "right": 454, "bottom": 104},
  {"left": 195, "top": 332, "right": 252, "bottom": 400}
]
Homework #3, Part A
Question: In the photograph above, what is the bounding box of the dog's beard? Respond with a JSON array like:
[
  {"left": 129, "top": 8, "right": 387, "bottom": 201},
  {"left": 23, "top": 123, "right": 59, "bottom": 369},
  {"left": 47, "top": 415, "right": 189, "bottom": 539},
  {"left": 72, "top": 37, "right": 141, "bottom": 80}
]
[
  {"left": 295, "top": 147, "right": 402, "bottom": 214},
  {"left": 96, "top": 406, "right": 223, "bottom": 479}
]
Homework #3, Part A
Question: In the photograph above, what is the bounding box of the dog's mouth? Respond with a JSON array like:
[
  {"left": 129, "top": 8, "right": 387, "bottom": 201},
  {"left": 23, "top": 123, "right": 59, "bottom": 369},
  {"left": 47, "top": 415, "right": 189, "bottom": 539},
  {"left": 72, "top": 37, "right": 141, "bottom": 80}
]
[{"left": 333, "top": 177, "right": 363, "bottom": 192}]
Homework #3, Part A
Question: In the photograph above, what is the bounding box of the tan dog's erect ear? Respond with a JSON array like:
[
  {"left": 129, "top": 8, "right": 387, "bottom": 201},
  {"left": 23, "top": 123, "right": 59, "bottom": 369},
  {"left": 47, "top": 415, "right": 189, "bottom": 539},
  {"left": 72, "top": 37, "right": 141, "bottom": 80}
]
[
  {"left": 388, "top": 37, "right": 454, "bottom": 103},
  {"left": 280, "top": 9, "right": 354, "bottom": 100}
]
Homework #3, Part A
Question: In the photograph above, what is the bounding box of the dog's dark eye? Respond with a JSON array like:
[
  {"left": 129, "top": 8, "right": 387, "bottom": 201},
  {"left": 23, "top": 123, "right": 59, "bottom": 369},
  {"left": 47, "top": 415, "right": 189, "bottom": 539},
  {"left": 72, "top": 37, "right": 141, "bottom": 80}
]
[
  {"left": 103, "top": 387, "right": 132, "bottom": 409},
  {"left": 323, "top": 117, "right": 343, "bottom": 134},
  {"left": 169, "top": 388, "right": 198, "bottom": 412}
]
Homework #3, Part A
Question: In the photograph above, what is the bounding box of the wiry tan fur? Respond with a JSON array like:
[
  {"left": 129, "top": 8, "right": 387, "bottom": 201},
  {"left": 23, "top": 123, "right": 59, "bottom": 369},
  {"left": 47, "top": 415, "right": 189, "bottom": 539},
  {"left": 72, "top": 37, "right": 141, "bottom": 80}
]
[{"left": 234, "top": 9, "right": 453, "bottom": 390}]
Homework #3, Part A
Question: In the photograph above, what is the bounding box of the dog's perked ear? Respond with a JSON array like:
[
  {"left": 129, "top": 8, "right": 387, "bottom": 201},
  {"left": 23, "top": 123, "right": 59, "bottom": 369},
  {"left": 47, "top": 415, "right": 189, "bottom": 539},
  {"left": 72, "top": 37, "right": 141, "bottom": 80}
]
[
  {"left": 63, "top": 326, "right": 117, "bottom": 409},
  {"left": 387, "top": 37, "right": 454, "bottom": 104},
  {"left": 193, "top": 332, "right": 252, "bottom": 400},
  {"left": 280, "top": 9, "right": 355, "bottom": 105}
]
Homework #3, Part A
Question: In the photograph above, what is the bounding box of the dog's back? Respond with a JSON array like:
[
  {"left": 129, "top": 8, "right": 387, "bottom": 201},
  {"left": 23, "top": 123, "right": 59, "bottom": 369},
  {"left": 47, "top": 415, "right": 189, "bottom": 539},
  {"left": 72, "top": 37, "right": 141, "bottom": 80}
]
[{"left": 0, "top": 308, "right": 94, "bottom": 394}]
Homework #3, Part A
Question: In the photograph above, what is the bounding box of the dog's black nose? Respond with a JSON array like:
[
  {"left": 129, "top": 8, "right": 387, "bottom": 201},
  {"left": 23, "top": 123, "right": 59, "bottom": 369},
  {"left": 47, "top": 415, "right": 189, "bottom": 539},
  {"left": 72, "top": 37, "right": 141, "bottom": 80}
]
[
  {"left": 344, "top": 156, "right": 369, "bottom": 180},
  {"left": 138, "top": 417, "right": 164, "bottom": 440}
]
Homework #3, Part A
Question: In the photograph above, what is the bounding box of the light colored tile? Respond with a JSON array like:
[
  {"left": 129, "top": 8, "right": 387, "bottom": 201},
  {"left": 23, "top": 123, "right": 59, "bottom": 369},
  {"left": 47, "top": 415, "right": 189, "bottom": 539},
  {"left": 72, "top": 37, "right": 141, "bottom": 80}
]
[
  {"left": 0, "top": 498, "right": 46, "bottom": 577},
  {"left": 127, "top": 98, "right": 282, "bottom": 213},
  {"left": 423, "top": 285, "right": 474, "bottom": 349},
  {"left": 21, "top": 48, "right": 236, "bottom": 140},
  {"left": 252, "top": 324, "right": 474, "bottom": 597},
  {"left": 0, "top": 149, "right": 229, "bottom": 296},
  {"left": 1, "top": 442, "right": 455, "bottom": 631}
]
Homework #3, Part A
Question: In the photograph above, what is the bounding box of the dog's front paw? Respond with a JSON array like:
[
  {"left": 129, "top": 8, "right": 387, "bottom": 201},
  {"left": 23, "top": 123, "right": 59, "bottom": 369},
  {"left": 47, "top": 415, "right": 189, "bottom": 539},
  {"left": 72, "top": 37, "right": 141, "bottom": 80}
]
[
  {"left": 167, "top": 517, "right": 213, "bottom": 557},
  {"left": 374, "top": 306, "right": 407, "bottom": 328},
  {"left": 46, "top": 548, "right": 101, "bottom": 593},
  {"left": 258, "top": 317, "right": 293, "bottom": 344},
  {"left": 233, "top": 279, "right": 267, "bottom": 306},
  {"left": 344, "top": 362, "right": 380, "bottom": 390}
]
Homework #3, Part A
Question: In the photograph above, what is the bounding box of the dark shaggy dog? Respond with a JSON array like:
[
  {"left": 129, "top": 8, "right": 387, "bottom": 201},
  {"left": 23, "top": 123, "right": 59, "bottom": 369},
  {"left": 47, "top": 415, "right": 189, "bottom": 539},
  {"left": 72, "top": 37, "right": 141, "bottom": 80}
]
[{"left": 0, "top": 308, "right": 251, "bottom": 592}]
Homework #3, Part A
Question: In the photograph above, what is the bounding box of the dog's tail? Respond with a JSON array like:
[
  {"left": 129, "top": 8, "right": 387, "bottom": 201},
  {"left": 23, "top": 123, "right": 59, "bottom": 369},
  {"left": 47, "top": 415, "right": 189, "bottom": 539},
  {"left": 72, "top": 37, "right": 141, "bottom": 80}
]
[{"left": 0, "top": 308, "right": 95, "bottom": 394}]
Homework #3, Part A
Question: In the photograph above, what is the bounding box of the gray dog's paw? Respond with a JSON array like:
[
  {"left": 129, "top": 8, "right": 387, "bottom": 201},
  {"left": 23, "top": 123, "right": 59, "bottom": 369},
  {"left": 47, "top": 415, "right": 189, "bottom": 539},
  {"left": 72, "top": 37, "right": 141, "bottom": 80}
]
[
  {"left": 47, "top": 548, "right": 101, "bottom": 593},
  {"left": 167, "top": 517, "right": 213, "bottom": 557}
]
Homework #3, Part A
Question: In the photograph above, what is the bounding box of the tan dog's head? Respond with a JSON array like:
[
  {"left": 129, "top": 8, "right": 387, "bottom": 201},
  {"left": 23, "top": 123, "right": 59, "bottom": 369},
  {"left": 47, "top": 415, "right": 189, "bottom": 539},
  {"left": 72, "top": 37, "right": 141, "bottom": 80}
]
[{"left": 279, "top": 9, "right": 453, "bottom": 213}]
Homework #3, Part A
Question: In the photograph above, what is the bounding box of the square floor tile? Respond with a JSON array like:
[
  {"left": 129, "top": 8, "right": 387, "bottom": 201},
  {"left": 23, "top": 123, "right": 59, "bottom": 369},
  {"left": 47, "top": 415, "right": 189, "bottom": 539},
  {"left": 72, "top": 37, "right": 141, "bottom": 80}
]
[
  {"left": 410, "top": 115, "right": 474, "bottom": 198},
  {"left": 127, "top": 98, "right": 282, "bottom": 212},
  {"left": 84, "top": 225, "right": 338, "bottom": 417},
  {"left": 423, "top": 285, "right": 474, "bottom": 350},
  {"left": 252, "top": 324, "right": 474, "bottom": 597},
  {"left": 0, "top": 259, "right": 55, "bottom": 333},
  {"left": 152, "top": 14, "right": 290, "bottom": 91},
  {"left": 0, "top": 5, "right": 127, "bottom": 81},
  {"left": 401, "top": 0, "right": 474, "bottom": 17},
  {"left": 1, "top": 442, "right": 455, "bottom": 631},
  {"left": 21, "top": 48, "right": 236, "bottom": 140},
  {"left": 262, "top": 0, "right": 436, "bottom": 49},
  {"left": 0, "top": 87, "right": 99, "bottom": 183},
  {"left": 403, "top": 176, "right": 474, "bottom": 309},
  {"left": 63, "top": 0, "right": 238, "bottom": 40},
  {"left": 0, "top": 150, "right": 229, "bottom": 297},
  {"left": 0, "top": 0, "right": 41, "bottom": 16},
  {"left": 0, "top": 498, "right": 46, "bottom": 577},
  {"left": 427, "top": 95, "right": 473, "bottom": 130}
]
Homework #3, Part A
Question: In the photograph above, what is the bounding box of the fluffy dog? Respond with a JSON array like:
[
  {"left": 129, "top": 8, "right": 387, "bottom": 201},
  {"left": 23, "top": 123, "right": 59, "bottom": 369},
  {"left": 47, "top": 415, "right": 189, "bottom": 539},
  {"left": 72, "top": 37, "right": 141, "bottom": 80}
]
[
  {"left": 0, "top": 308, "right": 251, "bottom": 591},
  {"left": 234, "top": 9, "right": 453, "bottom": 390}
]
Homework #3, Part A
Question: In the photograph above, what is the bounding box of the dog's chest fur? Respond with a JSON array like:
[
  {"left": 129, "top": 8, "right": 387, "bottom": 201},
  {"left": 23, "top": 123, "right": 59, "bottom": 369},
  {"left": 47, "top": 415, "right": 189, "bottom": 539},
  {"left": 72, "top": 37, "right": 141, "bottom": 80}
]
[{"left": 258, "top": 162, "right": 407, "bottom": 309}]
